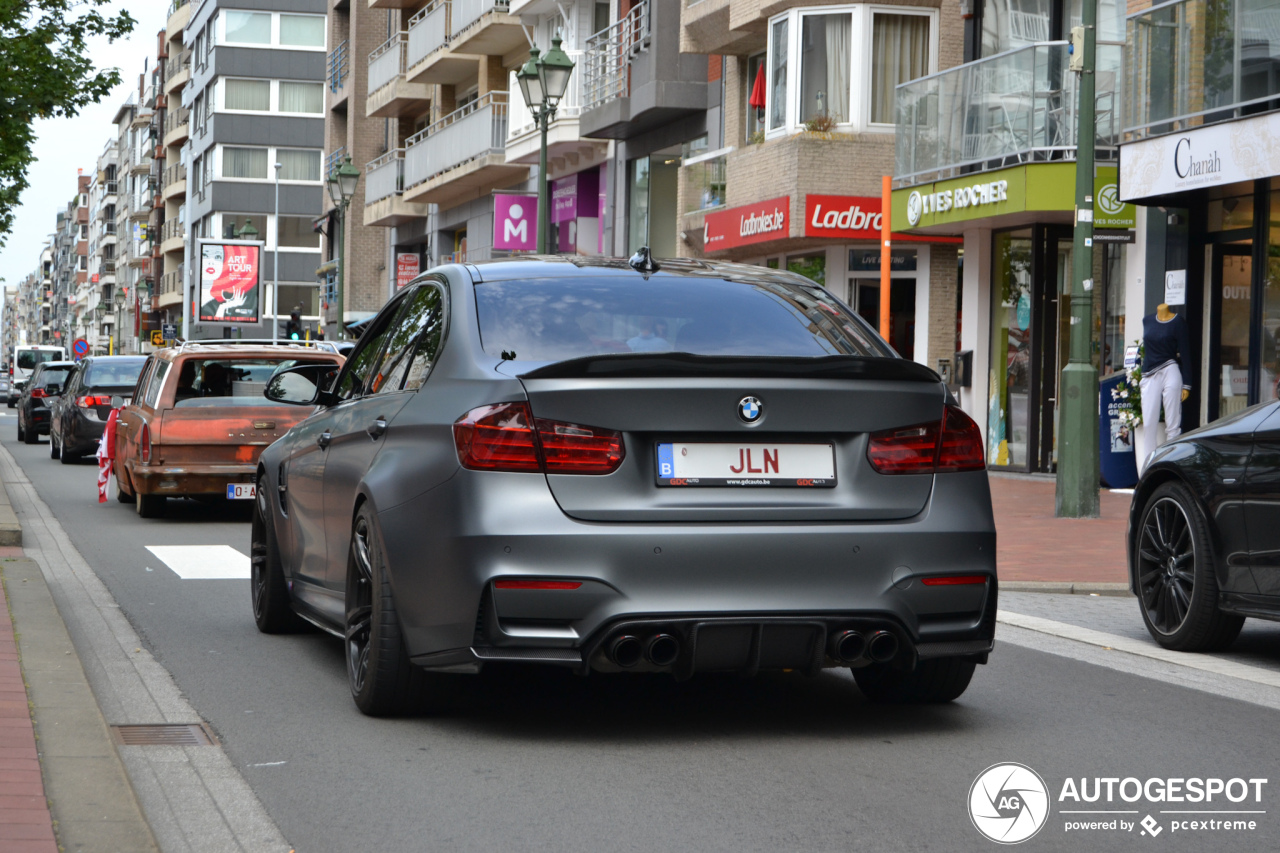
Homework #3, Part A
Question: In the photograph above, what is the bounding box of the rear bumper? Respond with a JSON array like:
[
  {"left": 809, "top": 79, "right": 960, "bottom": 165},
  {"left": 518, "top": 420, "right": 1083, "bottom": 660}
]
[
  {"left": 374, "top": 469, "right": 998, "bottom": 672},
  {"left": 63, "top": 414, "right": 106, "bottom": 455},
  {"left": 129, "top": 463, "right": 257, "bottom": 496}
]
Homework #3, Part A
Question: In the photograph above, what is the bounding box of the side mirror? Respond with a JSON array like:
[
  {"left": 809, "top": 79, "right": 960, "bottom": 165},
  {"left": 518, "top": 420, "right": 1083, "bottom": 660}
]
[{"left": 265, "top": 364, "right": 339, "bottom": 407}]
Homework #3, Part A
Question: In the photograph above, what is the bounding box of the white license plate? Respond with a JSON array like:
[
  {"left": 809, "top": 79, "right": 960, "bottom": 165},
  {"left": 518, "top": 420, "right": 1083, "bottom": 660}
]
[
  {"left": 227, "top": 484, "right": 257, "bottom": 500},
  {"left": 656, "top": 443, "right": 836, "bottom": 487}
]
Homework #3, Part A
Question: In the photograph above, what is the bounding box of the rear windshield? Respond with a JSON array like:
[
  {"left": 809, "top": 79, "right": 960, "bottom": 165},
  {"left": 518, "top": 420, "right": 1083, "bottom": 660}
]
[
  {"left": 34, "top": 366, "right": 72, "bottom": 387},
  {"left": 473, "top": 277, "right": 891, "bottom": 363},
  {"left": 17, "top": 350, "right": 63, "bottom": 370},
  {"left": 172, "top": 357, "right": 334, "bottom": 407},
  {"left": 84, "top": 359, "right": 148, "bottom": 388}
]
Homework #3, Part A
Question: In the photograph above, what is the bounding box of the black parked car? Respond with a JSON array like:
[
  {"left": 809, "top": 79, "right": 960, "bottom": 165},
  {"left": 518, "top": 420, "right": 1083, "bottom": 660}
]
[
  {"left": 1130, "top": 402, "right": 1280, "bottom": 651},
  {"left": 16, "top": 361, "right": 74, "bottom": 444},
  {"left": 49, "top": 356, "right": 148, "bottom": 462}
]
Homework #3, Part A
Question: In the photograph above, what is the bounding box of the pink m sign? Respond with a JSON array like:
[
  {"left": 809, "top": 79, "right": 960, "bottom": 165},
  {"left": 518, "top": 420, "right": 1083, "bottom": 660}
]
[{"left": 493, "top": 194, "right": 537, "bottom": 251}]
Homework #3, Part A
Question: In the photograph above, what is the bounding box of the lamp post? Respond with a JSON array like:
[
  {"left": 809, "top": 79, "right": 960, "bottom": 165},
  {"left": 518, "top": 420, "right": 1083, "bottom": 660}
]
[
  {"left": 516, "top": 38, "right": 575, "bottom": 255},
  {"left": 273, "top": 161, "right": 282, "bottom": 343},
  {"left": 326, "top": 157, "right": 360, "bottom": 340}
]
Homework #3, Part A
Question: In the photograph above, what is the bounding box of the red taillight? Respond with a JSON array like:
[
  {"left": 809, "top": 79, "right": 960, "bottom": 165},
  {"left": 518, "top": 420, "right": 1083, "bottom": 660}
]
[
  {"left": 30, "top": 388, "right": 47, "bottom": 399},
  {"left": 920, "top": 575, "right": 989, "bottom": 586},
  {"left": 453, "top": 402, "right": 624, "bottom": 475},
  {"left": 140, "top": 421, "right": 152, "bottom": 464},
  {"left": 493, "top": 580, "right": 583, "bottom": 590},
  {"left": 867, "top": 405, "right": 985, "bottom": 475},
  {"left": 77, "top": 395, "right": 112, "bottom": 408}
]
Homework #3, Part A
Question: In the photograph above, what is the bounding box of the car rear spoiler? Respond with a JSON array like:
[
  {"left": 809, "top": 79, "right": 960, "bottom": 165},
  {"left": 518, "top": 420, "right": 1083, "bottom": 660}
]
[{"left": 518, "top": 353, "right": 942, "bottom": 383}]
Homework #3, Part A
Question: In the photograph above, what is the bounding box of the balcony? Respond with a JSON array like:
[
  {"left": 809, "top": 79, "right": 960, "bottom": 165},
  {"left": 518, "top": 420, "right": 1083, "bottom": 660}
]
[
  {"left": 370, "top": 0, "right": 420, "bottom": 8},
  {"left": 506, "top": 67, "right": 608, "bottom": 165},
  {"left": 403, "top": 92, "right": 528, "bottom": 207},
  {"left": 167, "top": 0, "right": 191, "bottom": 38},
  {"left": 328, "top": 40, "right": 351, "bottom": 109},
  {"left": 325, "top": 147, "right": 348, "bottom": 180},
  {"left": 1126, "top": 0, "right": 1280, "bottom": 140},
  {"left": 406, "top": 1, "right": 476, "bottom": 86},
  {"left": 580, "top": 0, "right": 707, "bottom": 139},
  {"left": 158, "top": 269, "right": 183, "bottom": 308},
  {"left": 163, "top": 106, "right": 190, "bottom": 148},
  {"left": 364, "top": 149, "right": 433, "bottom": 226},
  {"left": 447, "top": 0, "right": 525, "bottom": 58},
  {"left": 164, "top": 49, "right": 191, "bottom": 95},
  {"left": 98, "top": 260, "right": 117, "bottom": 279},
  {"left": 162, "top": 165, "right": 187, "bottom": 204},
  {"left": 894, "top": 41, "right": 1122, "bottom": 185},
  {"left": 367, "top": 33, "right": 432, "bottom": 118},
  {"left": 680, "top": 0, "right": 768, "bottom": 56}
]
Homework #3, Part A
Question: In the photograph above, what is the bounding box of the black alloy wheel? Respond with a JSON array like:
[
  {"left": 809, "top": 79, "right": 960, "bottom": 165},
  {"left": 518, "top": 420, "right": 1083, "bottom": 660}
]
[
  {"left": 1136, "top": 481, "right": 1243, "bottom": 651},
  {"left": 344, "top": 505, "right": 439, "bottom": 716},
  {"left": 250, "top": 479, "right": 303, "bottom": 633}
]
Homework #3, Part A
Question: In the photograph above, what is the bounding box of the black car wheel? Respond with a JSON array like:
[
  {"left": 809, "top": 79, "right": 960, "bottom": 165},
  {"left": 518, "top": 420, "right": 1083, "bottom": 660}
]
[
  {"left": 22, "top": 413, "right": 36, "bottom": 444},
  {"left": 16, "top": 416, "right": 24, "bottom": 443},
  {"left": 853, "top": 657, "right": 977, "bottom": 704},
  {"left": 116, "top": 476, "right": 135, "bottom": 504},
  {"left": 136, "top": 492, "right": 166, "bottom": 518},
  {"left": 250, "top": 482, "right": 304, "bottom": 633},
  {"left": 50, "top": 431, "right": 61, "bottom": 459},
  {"left": 345, "top": 505, "right": 439, "bottom": 716},
  {"left": 1136, "top": 481, "right": 1244, "bottom": 651}
]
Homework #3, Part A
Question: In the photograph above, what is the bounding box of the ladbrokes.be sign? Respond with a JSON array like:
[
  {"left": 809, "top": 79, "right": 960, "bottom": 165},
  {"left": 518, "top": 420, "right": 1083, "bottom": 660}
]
[{"left": 703, "top": 197, "right": 790, "bottom": 251}]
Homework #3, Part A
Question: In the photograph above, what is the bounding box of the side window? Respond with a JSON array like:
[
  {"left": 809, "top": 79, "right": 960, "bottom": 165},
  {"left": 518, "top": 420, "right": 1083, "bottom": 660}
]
[
  {"left": 332, "top": 295, "right": 408, "bottom": 401},
  {"left": 64, "top": 368, "right": 81, "bottom": 396},
  {"left": 403, "top": 287, "right": 445, "bottom": 391},
  {"left": 370, "top": 285, "right": 445, "bottom": 395},
  {"left": 143, "top": 361, "right": 171, "bottom": 408}
]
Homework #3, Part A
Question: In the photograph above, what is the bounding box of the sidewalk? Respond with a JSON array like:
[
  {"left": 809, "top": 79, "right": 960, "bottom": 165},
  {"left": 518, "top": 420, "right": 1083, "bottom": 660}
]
[{"left": 991, "top": 473, "right": 1131, "bottom": 591}]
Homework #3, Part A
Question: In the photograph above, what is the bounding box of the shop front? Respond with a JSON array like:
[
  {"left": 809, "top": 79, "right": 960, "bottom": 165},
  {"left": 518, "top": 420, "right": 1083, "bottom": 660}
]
[
  {"left": 892, "top": 162, "right": 1141, "bottom": 473},
  {"left": 1121, "top": 111, "right": 1280, "bottom": 428},
  {"left": 702, "top": 193, "right": 961, "bottom": 369}
]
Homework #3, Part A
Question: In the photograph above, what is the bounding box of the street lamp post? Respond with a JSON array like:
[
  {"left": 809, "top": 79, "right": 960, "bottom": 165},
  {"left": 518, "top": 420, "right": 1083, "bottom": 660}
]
[
  {"left": 516, "top": 38, "right": 575, "bottom": 255},
  {"left": 327, "top": 157, "right": 360, "bottom": 341}
]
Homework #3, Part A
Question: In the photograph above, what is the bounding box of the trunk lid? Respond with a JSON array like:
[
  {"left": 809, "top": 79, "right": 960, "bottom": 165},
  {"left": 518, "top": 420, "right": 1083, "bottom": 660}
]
[
  {"left": 518, "top": 355, "right": 945, "bottom": 522},
  {"left": 156, "top": 403, "right": 313, "bottom": 464}
]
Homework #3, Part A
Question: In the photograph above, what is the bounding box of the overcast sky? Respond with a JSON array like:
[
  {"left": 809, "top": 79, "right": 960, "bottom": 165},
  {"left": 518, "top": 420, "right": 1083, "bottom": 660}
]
[{"left": 0, "top": 2, "right": 168, "bottom": 290}]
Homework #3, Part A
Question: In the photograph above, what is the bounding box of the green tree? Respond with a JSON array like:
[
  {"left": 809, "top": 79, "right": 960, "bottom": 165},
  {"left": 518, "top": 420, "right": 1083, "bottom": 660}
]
[{"left": 0, "top": 1, "right": 136, "bottom": 246}]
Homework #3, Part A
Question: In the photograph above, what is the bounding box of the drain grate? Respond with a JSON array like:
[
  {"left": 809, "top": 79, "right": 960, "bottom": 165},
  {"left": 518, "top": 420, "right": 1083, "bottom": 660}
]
[{"left": 110, "top": 723, "right": 218, "bottom": 747}]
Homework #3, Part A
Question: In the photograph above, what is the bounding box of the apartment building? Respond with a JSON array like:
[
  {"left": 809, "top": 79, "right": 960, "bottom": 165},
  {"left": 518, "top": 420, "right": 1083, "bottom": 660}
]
[
  {"left": 114, "top": 87, "right": 155, "bottom": 355},
  {"left": 160, "top": 3, "right": 193, "bottom": 336},
  {"left": 184, "top": 0, "right": 328, "bottom": 339},
  {"left": 46, "top": 175, "right": 93, "bottom": 350},
  {"left": 86, "top": 141, "right": 121, "bottom": 353},
  {"left": 885, "top": 0, "right": 1142, "bottom": 474}
]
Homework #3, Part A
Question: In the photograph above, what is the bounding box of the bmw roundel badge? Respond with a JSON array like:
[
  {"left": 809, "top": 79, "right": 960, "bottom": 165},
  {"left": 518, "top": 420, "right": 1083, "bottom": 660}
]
[{"left": 738, "top": 396, "right": 763, "bottom": 424}]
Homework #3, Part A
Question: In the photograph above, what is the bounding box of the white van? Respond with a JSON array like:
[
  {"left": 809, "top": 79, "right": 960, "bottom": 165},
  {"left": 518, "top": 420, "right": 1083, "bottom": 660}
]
[{"left": 10, "top": 345, "right": 67, "bottom": 406}]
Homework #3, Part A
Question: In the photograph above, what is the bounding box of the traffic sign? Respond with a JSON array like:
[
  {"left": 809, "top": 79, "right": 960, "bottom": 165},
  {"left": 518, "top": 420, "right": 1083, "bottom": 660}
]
[
  {"left": 162, "top": 323, "right": 177, "bottom": 340},
  {"left": 72, "top": 338, "right": 89, "bottom": 359},
  {"left": 150, "top": 330, "right": 164, "bottom": 346}
]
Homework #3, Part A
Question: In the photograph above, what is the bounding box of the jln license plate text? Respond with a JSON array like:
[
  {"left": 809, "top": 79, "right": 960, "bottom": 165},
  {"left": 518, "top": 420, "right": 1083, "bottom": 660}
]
[
  {"left": 227, "top": 484, "right": 257, "bottom": 500},
  {"left": 656, "top": 443, "right": 836, "bottom": 487}
]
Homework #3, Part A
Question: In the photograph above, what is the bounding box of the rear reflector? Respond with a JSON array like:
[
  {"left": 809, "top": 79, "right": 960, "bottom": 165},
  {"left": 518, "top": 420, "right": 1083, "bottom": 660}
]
[
  {"left": 920, "top": 575, "right": 989, "bottom": 586},
  {"left": 867, "top": 405, "right": 985, "bottom": 475},
  {"left": 493, "top": 580, "right": 583, "bottom": 590},
  {"left": 454, "top": 402, "right": 624, "bottom": 475}
]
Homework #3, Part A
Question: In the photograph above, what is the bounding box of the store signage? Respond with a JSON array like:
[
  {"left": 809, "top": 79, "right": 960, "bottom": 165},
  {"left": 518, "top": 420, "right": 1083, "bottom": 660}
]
[
  {"left": 848, "top": 248, "right": 917, "bottom": 272},
  {"left": 1165, "top": 270, "right": 1187, "bottom": 306},
  {"left": 198, "top": 241, "right": 260, "bottom": 324},
  {"left": 805, "top": 195, "right": 883, "bottom": 239},
  {"left": 1119, "top": 112, "right": 1280, "bottom": 200},
  {"left": 905, "top": 179, "right": 1010, "bottom": 226},
  {"left": 493, "top": 194, "right": 537, "bottom": 251},
  {"left": 703, "top": 196, "right": 789, "bottom": 251},
  {"left": 395, "top": 253, "right": 419, "bottom": 289}
]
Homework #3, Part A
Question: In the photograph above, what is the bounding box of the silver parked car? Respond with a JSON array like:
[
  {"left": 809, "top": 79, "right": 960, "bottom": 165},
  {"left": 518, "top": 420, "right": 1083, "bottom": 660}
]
[{"left": 252, "top": 254, "right": 997, "bottom": 715}]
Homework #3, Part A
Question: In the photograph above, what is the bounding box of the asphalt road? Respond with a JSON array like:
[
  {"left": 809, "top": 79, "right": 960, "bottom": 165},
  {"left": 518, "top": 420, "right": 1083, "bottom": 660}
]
[{"left": 3, "top": 413, "right": 1280, "bottom": 853}]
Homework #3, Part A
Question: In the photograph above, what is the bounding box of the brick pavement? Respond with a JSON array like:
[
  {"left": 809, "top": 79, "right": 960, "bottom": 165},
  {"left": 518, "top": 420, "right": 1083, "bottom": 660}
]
[
  {"left": 0, "top": 555, "right": 57, "bottom": 853},
  {"left": 991, "top": 474, "right": 1130, "bottom": 584}
]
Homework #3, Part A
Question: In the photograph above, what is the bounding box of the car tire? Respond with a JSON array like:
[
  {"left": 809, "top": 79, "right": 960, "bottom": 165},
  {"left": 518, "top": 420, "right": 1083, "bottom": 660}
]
[
  {"left": 853, "top": 657, "right": 977, "bottom": 704},
  {"left": 16, "top": 418, "right": 24, "bottom": 443},
  {"left": 50, "top": 432, "right": 60, "bottom": 459},
  {"left": 1135, "top": 481, "right": 1245, "bottom": 651},
  {"left": 116, "top": 477, "right": 135, "bottom": 504},
  {"left": 250, "top": 483, "right": 305, "bottom": 634},
  {"left": 22, "top": 415, "right": 36, "bottom": 445},
  {"left": 345, "top": 505, "right": 442, "bottom": 716},
  {"left": 136, "top": 492, "right": 166, "bottom": 518},
  {"left": 59, "top": 441, "right": 78, "bottom": 464}
]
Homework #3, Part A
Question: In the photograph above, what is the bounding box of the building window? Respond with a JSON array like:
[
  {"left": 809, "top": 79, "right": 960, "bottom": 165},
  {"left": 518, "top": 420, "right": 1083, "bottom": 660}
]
[
  {"left": 766, "top": 5, "right": 936, "bottom": 134},
  {"left": 746, "top": 53, "right": 766, "bottom": 140},
  {"left": 278, "top": 149, "right": 321, "bottom": 181},
  {"left": 869, "top": 13, "right": 930, "bottom": 125},
  {"left": 279, "top": 81, "right": 323, "bottom": 114},
  {"left": 225, "top": 79, "right": 270, "bottom": 111},
  {"left": 279, "top": 14, "right": 325, "bottom": 47},
  {"left": 221, "top": 213, "right": 267, "bottom": 240},
  {"left": 225, "top": 11, "right": 271, "bottom": 45},
  {"left": 223, "top": 147, "right": 268, "bottom": 179},
  {"left": 278, "top": 216, "right": 321, "bottom": 248}
]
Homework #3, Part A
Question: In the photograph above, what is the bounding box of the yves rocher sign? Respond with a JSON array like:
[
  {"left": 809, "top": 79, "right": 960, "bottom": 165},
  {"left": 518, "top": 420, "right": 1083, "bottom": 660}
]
[{"left": 703, "top": 197, "right": 789, "bottom": 251}]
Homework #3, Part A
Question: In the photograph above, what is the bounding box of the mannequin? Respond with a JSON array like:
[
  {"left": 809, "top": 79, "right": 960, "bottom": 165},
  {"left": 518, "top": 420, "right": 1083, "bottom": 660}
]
[{"left": 1137, "top": 303, "right": 1191, "bottom": 474}]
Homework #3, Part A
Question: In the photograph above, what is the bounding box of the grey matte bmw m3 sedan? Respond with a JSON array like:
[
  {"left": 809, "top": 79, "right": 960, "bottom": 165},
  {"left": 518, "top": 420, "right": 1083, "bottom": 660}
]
[{"left": 251, "top": 254, "right": 997, "bottom": 715}]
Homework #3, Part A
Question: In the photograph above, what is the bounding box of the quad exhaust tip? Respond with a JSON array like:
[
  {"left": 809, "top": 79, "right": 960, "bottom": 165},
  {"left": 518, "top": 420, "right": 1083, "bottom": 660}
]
[
  {"left": 609, "top": 635, "right": 643, "bottom": 668},
  {"left": 645, "top": 634, "right": 680, "bottom": 667},
  {"left": 831, "top": 630, "right": 866, "bottom": 664},
  {"left": 867, "top": 631, "right": 899, "bottom": 663}
]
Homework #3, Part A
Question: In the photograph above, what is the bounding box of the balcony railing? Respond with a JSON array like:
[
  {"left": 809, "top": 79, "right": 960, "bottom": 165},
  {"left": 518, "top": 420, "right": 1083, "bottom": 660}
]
[
  {"left": 163, "top": 107, "right": 190, "bottom": 138},
  {"left": 325, "top": 147, "right": 347, "bottom": 180},
  {"left": 168, "top": 0, "right": 189, "bottom": 17},
  {"left": 894, "top": 41, "right": 1122, "bottom": 184},
  {"left": 104, "top": 180, "right": 118, "bottom": 196},
  {"left": 160, "top": 269, "right": 183, "bottom": 296},
  {"left": 367, "top": 149, "right": 406, "bottom": 203},
  {"left": 164, "top": 50, "right": 191, "bottom": 83},
  {"left": 405, "top": 91, "right": 509, "bottom": 189},
  {"left": 161, "top": 217, "right": 184, "bottom": 245},
  {"left": 407, "top": 1, "right": 450, "bottom": 68},
  {"left": 583, "top": 0, "right": 650, "bottom": 111},
  {"left": 451, "top": 0, "right": 508, "bottom": 36},
  {"left": 328, "top": 40, "right": 350, "bottom": 93},
  {"left": 369, "top": 33, "right": 409, "bottom": 95},
  {"left": 1125, "top": 0, "right": 1280, "bottom": 139}
]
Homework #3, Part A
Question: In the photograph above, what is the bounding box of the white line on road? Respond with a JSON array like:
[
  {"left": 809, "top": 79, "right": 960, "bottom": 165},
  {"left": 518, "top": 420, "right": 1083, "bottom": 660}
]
[
  {"left": 997, "top": 609, "right": 1280, "bottom": 690},
  {"left": 145, "top": 545, "right": 250, "bottom": 580}
]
